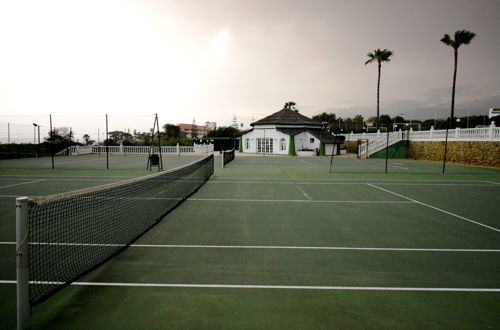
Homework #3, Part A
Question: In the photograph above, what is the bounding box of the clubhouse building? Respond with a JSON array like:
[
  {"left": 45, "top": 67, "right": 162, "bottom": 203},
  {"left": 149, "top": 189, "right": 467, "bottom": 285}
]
[{"left": 240, "top": 106, "right": 344, "bottom": 156}]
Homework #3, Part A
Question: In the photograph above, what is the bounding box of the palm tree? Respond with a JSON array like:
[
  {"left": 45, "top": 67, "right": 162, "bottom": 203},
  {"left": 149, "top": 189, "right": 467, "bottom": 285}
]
[
  {"left": 83, "top": 134, "right": 91, "bottom": 145},
  {"left": 440, "top": 30, "right": 476, "bottom": 128},
  {"left": 365, "top": 49, "right": 393, "bottom": 130}
]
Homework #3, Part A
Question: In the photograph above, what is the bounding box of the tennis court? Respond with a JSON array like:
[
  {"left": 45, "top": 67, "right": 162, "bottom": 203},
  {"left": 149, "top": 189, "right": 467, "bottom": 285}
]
[{"left": 1, "top": 154, "right": 499, "bottom": 329}]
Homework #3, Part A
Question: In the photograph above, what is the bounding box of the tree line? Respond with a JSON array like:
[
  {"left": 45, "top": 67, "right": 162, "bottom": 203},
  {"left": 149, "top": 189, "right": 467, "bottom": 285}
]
[
  {"left": 51, "top": 123, "right": 246, "bottom": 147},
  {"left": 311, "top": 112, "right": 496, "bottom": 133}
]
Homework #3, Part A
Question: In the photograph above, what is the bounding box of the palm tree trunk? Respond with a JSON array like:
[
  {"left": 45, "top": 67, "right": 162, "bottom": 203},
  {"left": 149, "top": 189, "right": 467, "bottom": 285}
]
[
  {"left": 377, "top": 62, "right": 381, "bottom": 130},
  {"left": 450, "top": 49, "right": 458, "bottom": 129}
]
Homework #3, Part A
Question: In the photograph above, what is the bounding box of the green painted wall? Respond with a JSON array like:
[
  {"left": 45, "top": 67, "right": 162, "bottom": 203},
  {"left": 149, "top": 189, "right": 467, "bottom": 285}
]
[
  {"left": 288, "top": 136, "right": 297, "bottom": 156},
  {"left": 319, "top": 142, "right": 326, "bottom": 156},
  {"left": 369, "top": 141, "right": 409, "bottom": 159}
]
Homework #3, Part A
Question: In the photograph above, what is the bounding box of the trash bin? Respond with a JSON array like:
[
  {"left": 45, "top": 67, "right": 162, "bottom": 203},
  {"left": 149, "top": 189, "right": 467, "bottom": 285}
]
[{"left": 149, "top": 154, "right": 160, "bottom": 166}]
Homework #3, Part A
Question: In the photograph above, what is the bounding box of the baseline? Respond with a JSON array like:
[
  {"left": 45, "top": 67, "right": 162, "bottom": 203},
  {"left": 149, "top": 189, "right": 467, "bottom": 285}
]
[
  {"left": 0, "top": 179, "right": 46, "bottom": 189},
  {"left": 1, "top": 241, "right": 499, "bottom": 252},
  {"left": 187, "top": 198, "right": 415, "bottom": 203},
  {"left": 0, "top": 280, "right": 498, "bottom": 292}
]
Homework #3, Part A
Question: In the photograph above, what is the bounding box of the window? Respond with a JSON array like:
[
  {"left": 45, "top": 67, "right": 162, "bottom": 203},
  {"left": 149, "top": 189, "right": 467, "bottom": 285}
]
[
  {"left": 257, "top": 138, "right": 273, "bottom": 153},
  {"left": 245, "top": 138, "right": 250, "bottom": 149},
  {"left": 280, "top": 138, "right": 286, "bottom": 151},
  {"left": 310, "top": 138, "right": 315, "bottom": 143},
  {"left": 266, "top": 138, "right": 273, "bottom": 153}
]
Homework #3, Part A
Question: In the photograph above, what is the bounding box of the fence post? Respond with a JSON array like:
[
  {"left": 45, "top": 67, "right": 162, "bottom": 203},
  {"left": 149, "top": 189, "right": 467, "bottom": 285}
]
[
  {"left": 430, "top": 126, "right": 434, "bottom": 140},
  {"left": 489, "top": 122, "right": 495, "bottom": 140},
  {"left": 455, "top": 127, "right": 459, "bottom": 139},
  {"left": 16, "top": 197, "right": 30, "bottom": 330}
]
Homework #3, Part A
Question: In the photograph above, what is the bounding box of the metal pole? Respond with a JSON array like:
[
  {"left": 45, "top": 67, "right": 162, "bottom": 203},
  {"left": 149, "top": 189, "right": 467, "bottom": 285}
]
[
  {"left": 37, "top": 126, "right": 40, "bottom": 157},
  {"left": 8, "top": 122, "right": 10, "bottom": 144},
  {"left": 33, "top": 124, "right": 36, "bottom": 157},
  {"left": 156, "top": 114, "right": 163, "bottom": 171},
  {"left": 97, "top": 128, "right": 100, "bottom": 156},
  {"left": 442, "top": 128, "right": 449, "bottom": 174},
  {"left": 329, "top": 134, "right": 336, "bottom": 173},
  {"left": 50, "top": 115, "right": 54, "bottom": 170},
  {"left": 106, "top": 114, "right": 109, "bottom": 170},
  {"left": 385, "top": 129, "right": 389, "bottom": 174},
  {"left": 16, "top": 197, "right": 30, "bottom": 330}
]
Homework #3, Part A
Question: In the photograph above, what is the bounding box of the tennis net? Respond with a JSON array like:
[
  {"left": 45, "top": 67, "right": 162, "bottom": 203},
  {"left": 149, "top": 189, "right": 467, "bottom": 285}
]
[
  {"left": 222, "top": 149, "right": 235, "bottom": 168},
  {"left": 17, "top": 154, "right": 214, "bottom": 307}
]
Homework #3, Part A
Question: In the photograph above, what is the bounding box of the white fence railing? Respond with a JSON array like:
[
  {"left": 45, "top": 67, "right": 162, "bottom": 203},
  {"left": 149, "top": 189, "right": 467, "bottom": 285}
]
[
  {"left": 347, "top": 123, "right": 499, "bottom": 143},
  {"left": 358, "top": 131, "right": 405, "bottom": 158},
  {"left": 351, "top": 123, "right": 499, "bottom": 158},
  {"left": 60, "top": 144, "right": 214, "bottom": 156}
]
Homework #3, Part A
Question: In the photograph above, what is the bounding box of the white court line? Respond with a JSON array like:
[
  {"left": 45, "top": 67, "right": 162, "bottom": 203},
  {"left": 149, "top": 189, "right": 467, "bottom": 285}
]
[
  {"left": 0, "top": 175, "right": 138, "bottom": 178},
  {"left": 367, "top": 183, "right": 500, "bottom": 233},
  {"left": 388, "top": 164, "right": 409, "bottom": 170},
  {"left": 0, "top": 195, "right": 182, "bottom": 201},
  {"left": 187, "top": 198, "right": 415, "bottom": 203},
  {"left": 0, "top": 280, "right": 498, "bottom": 292},
  {"left": 0, "top": 178, "right": 124, "bottom": 182},
  {"left": 208, "top": 181, "right": 495, "bottom": 186},
  {"left": 46, "top": 158, "right": 104, "bottom": 165},
  {"left": 1, "top": 241, "right": 498, "bottom": 253},
  {"left": 0, "top": 195, "right": 43, "bottom": 198},
  {"left": 483, "top": 181, "right": 500, "bottom": 186},
  {"left": 295, "top": 185, "right": 312, "bottom": 200},
  {"left": 211, "top": 178, "right": 491, "bottom": 183},
  {"left": 0, "top": 179, "right": 45, "bottom": 189},
  {"left": 301, "top": 159, "right": 319, "bottom": 167}
]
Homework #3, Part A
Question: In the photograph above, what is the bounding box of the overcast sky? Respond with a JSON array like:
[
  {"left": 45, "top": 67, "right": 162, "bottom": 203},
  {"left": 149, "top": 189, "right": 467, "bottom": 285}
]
[{"left": 1, "top": 0, "right": 499, "bottom": 136}]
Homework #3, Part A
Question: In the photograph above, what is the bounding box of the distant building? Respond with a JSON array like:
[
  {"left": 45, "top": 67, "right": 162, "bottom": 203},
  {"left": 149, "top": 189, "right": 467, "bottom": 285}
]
[
  {"left": 177, "top": 123, "right": 209, "bottom": 138},
  {"left": 205, "top": 121, "right": 217, "bottom": 131},
  {"left": 240, "top": 106, "right": 343, "bottom": 156}
]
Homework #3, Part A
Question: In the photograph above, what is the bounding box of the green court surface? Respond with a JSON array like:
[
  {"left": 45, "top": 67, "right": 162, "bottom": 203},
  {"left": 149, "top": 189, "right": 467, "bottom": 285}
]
[{"left": 0, "top": 154, "right": 499, "bottom": 329}]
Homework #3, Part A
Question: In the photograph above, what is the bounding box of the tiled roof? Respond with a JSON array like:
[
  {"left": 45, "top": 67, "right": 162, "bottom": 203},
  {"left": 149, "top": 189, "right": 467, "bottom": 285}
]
[{"left": 251, "top": 108, "right": 322, "bottom": 127}]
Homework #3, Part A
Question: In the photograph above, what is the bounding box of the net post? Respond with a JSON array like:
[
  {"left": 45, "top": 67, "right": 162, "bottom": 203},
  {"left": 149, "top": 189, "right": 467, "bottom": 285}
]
[
  {"left": 16, "top": 197, "right": 30, "bottom": 330},
  {"left": 221, "top": 150, "right": 224, "bottom": 168},
  {"left": 105, "top": 114, "right": 109, "bottom": 171},
  {"left": 385, "top": 129, "right": 389, "bottom": 174},
  {"left": 442, "top": 128, "right": 449, "bottom": 174}
]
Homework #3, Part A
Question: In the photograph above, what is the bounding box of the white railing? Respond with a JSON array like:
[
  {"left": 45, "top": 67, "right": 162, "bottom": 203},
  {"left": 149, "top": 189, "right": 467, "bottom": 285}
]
[
  {"left": 61, "top": 144, "right": 214, "bottom": 156},
  {"left": 358, "top": 131, "right": 404, "bottom": 158},
  {"left": 347, "top": 122, "right": 499, "bottom": 142}
]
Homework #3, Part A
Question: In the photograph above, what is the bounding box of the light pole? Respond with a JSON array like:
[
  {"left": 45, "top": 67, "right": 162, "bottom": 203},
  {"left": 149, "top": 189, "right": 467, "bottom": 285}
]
[{"left": 32, "top": 123, "right": 39, "bottom": 157}]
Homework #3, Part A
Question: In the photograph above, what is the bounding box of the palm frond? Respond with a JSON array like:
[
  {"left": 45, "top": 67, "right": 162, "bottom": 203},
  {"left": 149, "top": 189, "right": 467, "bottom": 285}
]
[
  {"left": 440, "top": 34, "right": 452, "bottom": 46},
  {"left": 454, "top": 29, "right": 476, "bottom": 47},
  {"left": 365, "top": 49, "right": 393, "bottom": 65},
  {"left": 441, "top": 30, "right": 475, "bottom": 49}
]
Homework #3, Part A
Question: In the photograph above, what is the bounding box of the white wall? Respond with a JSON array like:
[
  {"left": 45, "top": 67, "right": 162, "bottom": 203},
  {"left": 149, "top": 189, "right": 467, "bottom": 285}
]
[
  {"left": 325, "top": 143, "right": 335, "bottom": 156},
  {"left": 241, "top": 126, "right": 290, "bottom": 154},
  {"left": 294, "top": 131, "right": 321, "bottom": 152},
  {"left": 241, "top": 126, "right": 336, "bottom": 156}
]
